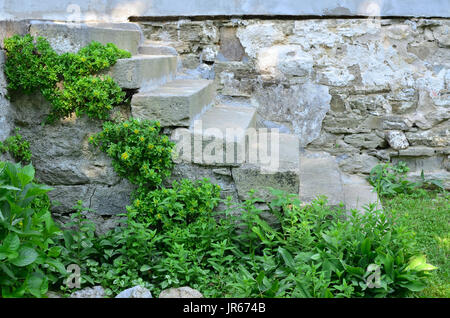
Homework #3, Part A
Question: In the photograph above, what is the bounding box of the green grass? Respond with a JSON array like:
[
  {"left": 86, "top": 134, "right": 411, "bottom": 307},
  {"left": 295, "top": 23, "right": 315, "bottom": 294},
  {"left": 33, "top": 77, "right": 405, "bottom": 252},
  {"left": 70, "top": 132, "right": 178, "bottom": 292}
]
[{"left": 382, "top": 189, "right": 450, "bottom": 298}]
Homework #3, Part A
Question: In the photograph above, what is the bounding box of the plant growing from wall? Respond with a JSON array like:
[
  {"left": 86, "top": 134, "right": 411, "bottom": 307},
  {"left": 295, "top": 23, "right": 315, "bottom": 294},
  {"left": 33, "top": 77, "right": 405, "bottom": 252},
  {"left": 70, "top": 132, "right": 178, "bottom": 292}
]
[
  {"left": 0, "top": 129, "right": 32, "bottom": 163},
  {"left": 3, "top": 34, "right": 131, "bottom": 122},
  {"left": 90, "top": 119, "right": 175, "bottom": 189},
  {"left": 368, "top": 161, "right": 444, "bottom": 197}
]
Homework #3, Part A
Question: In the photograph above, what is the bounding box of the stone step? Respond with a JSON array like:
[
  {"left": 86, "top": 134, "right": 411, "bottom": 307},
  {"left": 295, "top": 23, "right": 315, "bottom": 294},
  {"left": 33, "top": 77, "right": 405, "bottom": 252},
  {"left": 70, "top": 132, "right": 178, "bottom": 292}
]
[
  {"left": 299, "top": 151, "right": 345, "bottom": 208},
  {"left": 341, "top": 173, "right": 380, "bottom": 212},
  {"left": 232, "top": 132, "right": 300, "bottom": 201},
  {"left": 106, "top": 54, "right": 177, "bottom": 90},
  {"left": 131, "top": 79, "right": 215, "bottom": 127},
  {"left": 139, "top": 42, "right": 178, "bottom": 56},
  {"left": 171, "top": 105, "right": 257, "bottom": 166},
  {"left": 29, "top": 21, "right": 142, "bottom": 55}
]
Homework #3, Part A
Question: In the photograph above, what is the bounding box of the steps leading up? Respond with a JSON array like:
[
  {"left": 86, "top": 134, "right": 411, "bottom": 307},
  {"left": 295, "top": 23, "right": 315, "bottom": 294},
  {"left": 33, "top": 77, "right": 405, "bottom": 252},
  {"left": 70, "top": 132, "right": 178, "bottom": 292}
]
[
  {"left": 139, "top": 42, "right": 178, "bottom": 56},
  {"left": 131, "top": 79, "right": 215, "bottom": 127},
  {"left": 30, "top": 21, "right": 142, "bottom": 55},
  {"left": 299, "top": 151, "right": 345, "bottom": 208},
  {"left": 171, "top": 105, "right": 257, "bottom": 166},
  {"left": 233, "top": 132, "right": 300, "bottom": 201},
  {"left": 106, "top": 55, "right": 177, "bottom": 90}
]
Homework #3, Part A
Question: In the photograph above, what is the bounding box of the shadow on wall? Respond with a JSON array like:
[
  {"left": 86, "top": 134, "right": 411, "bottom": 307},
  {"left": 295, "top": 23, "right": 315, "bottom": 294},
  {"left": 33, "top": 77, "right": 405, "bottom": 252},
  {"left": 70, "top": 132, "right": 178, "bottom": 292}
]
[{"left": 1, "top": 0, "right": 449, "bottom": 23}]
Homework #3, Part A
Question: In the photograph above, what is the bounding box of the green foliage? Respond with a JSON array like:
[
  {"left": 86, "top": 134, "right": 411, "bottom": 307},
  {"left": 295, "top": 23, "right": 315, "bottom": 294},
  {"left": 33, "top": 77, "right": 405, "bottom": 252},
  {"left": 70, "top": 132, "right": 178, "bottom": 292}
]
[
  {"left": 129, "top": 179, "right": 221, "bottom": 226},
  {"left": 47, "top": 75, "right": 126, "bottom": 121},
  {"left": 219, "top": 190, "right": 437, "bottom": 298},
  {"left": 3, "top": 34, "right": 130, "bottom": 122},
  {"left": 3, "top": 35, "right": 60, "bottom": 94},
  {"left": 0, "top": 162, "right": 65, "bottom": 297},
  {"left": 53, "top": 185, "right": 435, "bottom": 298},
  {"left": 0, "top": 129, "right": 32, "bottom": 163},
  {"left": 368, "top": 161, "right": 444, "bottom": 197},
  {"left": 90, "top": 119, "right": 175, "bottom": 189},
  {"left": 383, "top": 190, "right": 449, "bottom": 298}
]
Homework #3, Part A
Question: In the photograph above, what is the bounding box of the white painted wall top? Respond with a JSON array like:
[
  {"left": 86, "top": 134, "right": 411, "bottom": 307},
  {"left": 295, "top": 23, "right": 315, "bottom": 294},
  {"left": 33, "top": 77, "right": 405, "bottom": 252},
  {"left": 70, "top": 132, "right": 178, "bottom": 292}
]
[{"left": 1, "top": 0, "right": 449, "bottom": 22}]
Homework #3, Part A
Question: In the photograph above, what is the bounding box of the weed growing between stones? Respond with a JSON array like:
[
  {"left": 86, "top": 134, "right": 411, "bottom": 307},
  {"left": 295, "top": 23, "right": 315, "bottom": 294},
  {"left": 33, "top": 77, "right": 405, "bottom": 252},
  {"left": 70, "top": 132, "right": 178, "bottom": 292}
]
[
  {"left": 368, "top": 161, "right": 445, "bottom": 198},
  {"left": 90, "top": 119, "right": 175, "bottom": 190},
  {"left": 0, "top": 128, "right": 32, "bottom": 163},
  {"left": 3, "top": 34, "right": 131, "bottom": 122}
]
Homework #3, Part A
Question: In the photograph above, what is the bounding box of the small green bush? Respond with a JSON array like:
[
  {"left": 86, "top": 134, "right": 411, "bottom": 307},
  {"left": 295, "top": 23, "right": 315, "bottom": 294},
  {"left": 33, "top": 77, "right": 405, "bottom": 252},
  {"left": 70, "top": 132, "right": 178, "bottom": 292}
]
[
  {"left": 0, "top": 129, "right": 32, "bottom": 163},
  {"left": 129, "top": 179, "right": 221, "bottom": 226},
  {"left": 368, "top": 161, "right": 444, "bottom": 197},
  {"left": 90, "top": 119, "right": 175, "bottom": 189},
  {"left": 3, "top": 34, "right": 131, "bottom": 122},
  {"left": 0, "top": 162, "right": 65, "bottom": 297}
]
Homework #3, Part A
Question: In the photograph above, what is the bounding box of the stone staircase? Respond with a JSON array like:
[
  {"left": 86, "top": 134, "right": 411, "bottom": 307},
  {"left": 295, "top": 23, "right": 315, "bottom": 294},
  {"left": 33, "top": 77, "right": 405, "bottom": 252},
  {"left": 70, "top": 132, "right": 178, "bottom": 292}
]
[{"left": 30, "top": 21, "right": 379, "bottom": 213}]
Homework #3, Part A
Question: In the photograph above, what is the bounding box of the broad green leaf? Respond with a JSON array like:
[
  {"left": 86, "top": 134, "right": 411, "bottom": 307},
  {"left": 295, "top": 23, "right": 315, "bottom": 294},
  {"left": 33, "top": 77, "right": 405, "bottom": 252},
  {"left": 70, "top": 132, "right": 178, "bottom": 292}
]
[
  {"left": 360, "top": 238, "right": 371, "bottom": 255},
  {"left": 10, "top": 246, "right": 38, "bottom": 267},
  {"left": 0, "top": 185, "right": 21, "bottom": 191},
  {"left": 406, "top": 255, "right": 437, "bottom": 272},
  {"left": 278, "top": 247, "right": 295, "bottom": 269},
  {"left": 140, "top": 265, "right": 151, "bottom": 272},
  {"left": 1, "top": 233, "right": 20, "bottom": 252}
]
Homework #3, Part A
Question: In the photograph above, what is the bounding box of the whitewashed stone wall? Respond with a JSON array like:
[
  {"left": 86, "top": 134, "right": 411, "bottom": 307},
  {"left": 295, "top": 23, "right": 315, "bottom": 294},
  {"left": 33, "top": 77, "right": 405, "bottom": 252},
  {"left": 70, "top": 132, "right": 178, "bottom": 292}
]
[{"left": 140, "top": 18, "right": 450, "bottom": 186}]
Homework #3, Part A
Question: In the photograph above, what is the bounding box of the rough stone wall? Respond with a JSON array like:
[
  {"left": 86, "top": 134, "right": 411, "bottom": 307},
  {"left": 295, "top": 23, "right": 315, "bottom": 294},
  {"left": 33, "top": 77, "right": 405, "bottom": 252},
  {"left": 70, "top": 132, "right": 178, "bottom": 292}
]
[
  {"left": 0, "top": 21, "right": 29, "bottom": 159},
  {"left": 9, "top": 92, "right": 135, "bottom": 219},
  {"left": 0, "top": 49, "right": 11, "bottom": 143},
  {"left": 1, "top": 22, "right": 134, "bottom": 222},
  {"left": 139, "top": 18, "right": 450, "bottom": 187}
]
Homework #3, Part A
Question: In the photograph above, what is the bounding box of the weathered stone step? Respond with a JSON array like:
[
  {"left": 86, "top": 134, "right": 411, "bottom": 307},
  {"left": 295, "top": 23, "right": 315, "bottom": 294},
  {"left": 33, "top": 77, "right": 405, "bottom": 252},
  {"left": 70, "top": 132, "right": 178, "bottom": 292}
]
[
  {"left": 30, "top": 21, "right": 142, "bottom": 55},
  {"left": 232, "top": 132, "right": 300, "bottom": 201},
  {"left": 106, "top": 55, "right": 177, "bottom": 90},
  {"left": 139, "top": 42, "right": 178, "bottom": 56},
  {"left": 341, "top": 174, "right": 380, "bottom": 212},
  {"left": 131, "top": 79, "right": 215, "bottom": 127},
  {"left": 299, "top": 151, "right": 345, "bottom": 208},
  {"left": 171, "top": 105, "right": 257, "bottom": 166}
]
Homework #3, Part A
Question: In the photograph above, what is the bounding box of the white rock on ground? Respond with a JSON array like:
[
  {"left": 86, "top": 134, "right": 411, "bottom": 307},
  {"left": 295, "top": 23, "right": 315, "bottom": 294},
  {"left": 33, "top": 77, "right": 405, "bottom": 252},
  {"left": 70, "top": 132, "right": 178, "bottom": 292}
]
[
  {"left": 115, "top": 286, "right": 153, "bottom": 298},
  {"left": 70, "top": 286, "right": 105, "bottom": 298},
  {"left": 159, "top": 287, "right": 203, "bottom": 298}
]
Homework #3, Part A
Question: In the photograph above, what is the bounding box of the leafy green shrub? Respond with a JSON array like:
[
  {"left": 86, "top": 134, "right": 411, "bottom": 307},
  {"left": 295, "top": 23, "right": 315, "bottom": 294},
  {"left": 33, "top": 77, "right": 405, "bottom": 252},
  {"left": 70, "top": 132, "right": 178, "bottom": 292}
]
[
  {"left": 53, "top": 184, "right": 435, "bottom": 298},
  {"left": 51, "top": 179, "right": 227, "bottom": 297},
  {"left": 129, "top": 179, "right": 221, "bottom": 226},
  {"left": 220, "top": 189, "right": 437, "bottom": 298},
  {"left": 3, "top": 35, "right": 60, "bottom": 94},
  {"left": 0, "top": 129, "right": 32, "bottom": 163},
  {"left": 0, "top": 162, "right": 65, "bottom": 297},
  {"left": 368, "top": 162, "right": 444, "bottom": 197},
  {"left": 90, "top": 119, "right": 175, "bottom": 189},
  {"left": 48, "top": 76, "right": 125, "bottom": 121},
  {"left": 3, "top": 34, "right": 130, "bottom": 122}
]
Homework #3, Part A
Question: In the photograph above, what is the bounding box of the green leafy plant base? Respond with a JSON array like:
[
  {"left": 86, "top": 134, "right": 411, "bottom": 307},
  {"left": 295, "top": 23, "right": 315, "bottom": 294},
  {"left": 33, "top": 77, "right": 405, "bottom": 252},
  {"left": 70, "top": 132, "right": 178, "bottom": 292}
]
[{"left": 4, "top": 34, "right": 131, "bottom": 122}]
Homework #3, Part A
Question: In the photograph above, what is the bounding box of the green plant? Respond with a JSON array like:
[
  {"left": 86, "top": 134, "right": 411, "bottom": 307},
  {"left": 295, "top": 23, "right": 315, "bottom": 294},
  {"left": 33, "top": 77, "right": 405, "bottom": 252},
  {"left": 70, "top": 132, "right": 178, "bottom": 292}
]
[
  {"left": 214, "top": 189, "right": 437, "bottom": 298},
  {"left": 0, "top": 162, "right": 65, "bottom": 297},
  {"left": 368, "top": 161, "right": 443, "bottom": 198},
  {"left": 129, "top": 178, "right": 221, "bottom": 227},
  {"left": 0, "top": 129, "right": 32, "bottom": 163},
  {"left": 382, "top": 190, "right": 449, "bottom": 297},
  {"left": 90, "top": 119, "right": 175, "bottom": 189},
  {"left": 3, "top": 34, "right": 130, "bottom": 122}
]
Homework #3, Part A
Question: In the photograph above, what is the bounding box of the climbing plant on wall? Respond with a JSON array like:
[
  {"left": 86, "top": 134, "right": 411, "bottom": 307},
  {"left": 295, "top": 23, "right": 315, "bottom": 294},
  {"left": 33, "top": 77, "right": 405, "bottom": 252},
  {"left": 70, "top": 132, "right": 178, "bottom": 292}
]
[{"left": 3, "top": 34, "right": 131, "bottom": 122}]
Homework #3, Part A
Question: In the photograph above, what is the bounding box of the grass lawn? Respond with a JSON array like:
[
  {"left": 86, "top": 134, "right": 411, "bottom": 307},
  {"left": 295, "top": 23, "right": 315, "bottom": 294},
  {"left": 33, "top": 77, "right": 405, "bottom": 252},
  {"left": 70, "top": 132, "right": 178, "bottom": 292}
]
[{"left": 382, "top": 189, "right": 450, "bottom": 298}]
